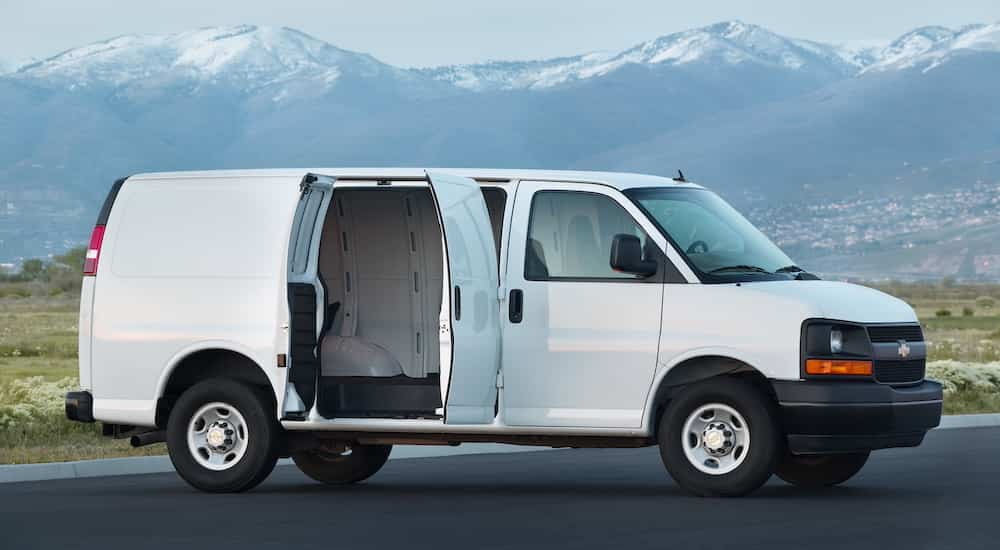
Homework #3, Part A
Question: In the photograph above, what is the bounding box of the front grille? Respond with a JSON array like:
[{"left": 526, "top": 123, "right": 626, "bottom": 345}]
[
  {"left": 874, "top": 359, "right": 926, "bottom": 385},
  {"left": 867, "top": 324, "right": 924, "bottom": 343}
]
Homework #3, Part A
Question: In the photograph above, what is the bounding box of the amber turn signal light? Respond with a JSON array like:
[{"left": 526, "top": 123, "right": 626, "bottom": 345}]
[{"left": 805, "top": 359, "right": 873, "bottom": 376}]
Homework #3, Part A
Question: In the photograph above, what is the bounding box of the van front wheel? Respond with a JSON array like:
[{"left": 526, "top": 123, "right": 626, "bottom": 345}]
[
  {"left": 292, "top": 442, "right": 392, "bottom": 485},
  {"left": 775, "top": 452, "right": 869, "bottom": 487},
  {"left": 166, "top": 379, "right": 280, "bottom": 493},
  {"left": 658, "top": 378, "right": 781, "bottom": 497}
]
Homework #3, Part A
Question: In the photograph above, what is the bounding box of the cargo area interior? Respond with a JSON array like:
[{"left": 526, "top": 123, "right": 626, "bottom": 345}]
[{"left": 315, "top": 185, "right": 505, "bottom": 419}]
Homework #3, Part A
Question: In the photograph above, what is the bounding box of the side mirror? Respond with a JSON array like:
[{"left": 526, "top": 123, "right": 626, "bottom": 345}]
[{"left": 610, "top": 234, "right": 657, "bottom": 277}]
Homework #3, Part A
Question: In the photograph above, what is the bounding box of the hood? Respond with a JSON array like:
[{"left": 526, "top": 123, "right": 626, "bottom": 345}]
[{"left": 740, "top": 280, "right": 917, "bottom": 324}]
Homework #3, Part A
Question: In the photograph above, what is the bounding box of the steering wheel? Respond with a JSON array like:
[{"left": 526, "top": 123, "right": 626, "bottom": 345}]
[{"left": 686, "top": 240, "right": 709, "bottom": 254}]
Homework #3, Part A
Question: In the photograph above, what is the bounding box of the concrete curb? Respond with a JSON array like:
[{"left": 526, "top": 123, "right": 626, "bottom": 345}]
[
  {"left": 936, "top": 413, "right": 1000, "bottom": 429},
  {"left": 2, "top": 414, "right": 999, "bottom": 484},
  {"left": 0, "top": 443, "right": 548, "bottom": 484}
]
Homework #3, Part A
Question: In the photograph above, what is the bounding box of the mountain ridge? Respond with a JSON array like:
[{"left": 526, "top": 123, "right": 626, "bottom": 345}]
[
  {"left": 10, "top": 20, "right": 999, "bottom": 92},
  {"left": 0, "top": 20, "right": 998, "bottom": 279}
]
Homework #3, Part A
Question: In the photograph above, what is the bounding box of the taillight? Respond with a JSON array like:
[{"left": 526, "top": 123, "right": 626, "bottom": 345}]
[{"left": 83, "top": 225, "right": 106, "bottom": 276}]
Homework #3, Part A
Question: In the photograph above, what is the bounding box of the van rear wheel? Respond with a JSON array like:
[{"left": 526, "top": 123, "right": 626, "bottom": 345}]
[
  {"left": 776, "top": 452, "right": 870, "bottom": 487},
  {"left": 166, "top": 378, "right": 280, "bottom": 493},
  {"left": 292, "top": 442, "right": 392, "bottom": 485},
  {"left": 658, "top": 377, "right": 781, "bottom": 497}
]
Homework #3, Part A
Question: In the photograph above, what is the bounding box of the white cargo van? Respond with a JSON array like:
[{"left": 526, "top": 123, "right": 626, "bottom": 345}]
[{"left": 65, "top": 169, "right": 942, "bottom": 496}]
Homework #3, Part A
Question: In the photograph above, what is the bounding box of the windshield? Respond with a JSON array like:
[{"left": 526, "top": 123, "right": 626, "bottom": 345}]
[{"left": 626, "top": 187, "right": 795, "bottom": 281}]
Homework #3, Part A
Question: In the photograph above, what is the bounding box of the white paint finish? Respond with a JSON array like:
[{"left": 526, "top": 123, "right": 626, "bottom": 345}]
[
  {"left": 637, "top": 279, "right": 919, "bottom": 432},
  {"left": 501, "top": 181, "right": 664, "bottom": 428},
  {"left": 128, "top": 167, "right": 704, "bottom": 193},
  {"left": 77, "top": 276, "right": 96, "bottom": 390},
  {"left": 111, "top": 180, "right": 287, "bottom": 278},
  {"left": 92, "top": 398, "right": 157, "bottom": 425},
  {"left": 83, "top": 167, "right": 925, "bottom": 440},
  {"left": 90, "top": 174, "right": 300, "bottom": 426},
  {"left": 427, "top": 172, "right": 501, "bottom": 425},
  {"left": 747, "top": 280, "right": 918, "bottom": 324}
]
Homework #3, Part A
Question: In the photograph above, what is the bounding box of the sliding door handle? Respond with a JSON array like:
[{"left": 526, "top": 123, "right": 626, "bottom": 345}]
[
  {"left": 509, "top": 289, "right": 523, "bottom": 323},
  {"left": 454, "top": 286, "right": 462, "bottom": 321}
]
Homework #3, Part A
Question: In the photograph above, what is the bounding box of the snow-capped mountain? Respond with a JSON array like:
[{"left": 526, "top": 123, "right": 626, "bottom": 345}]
[
  {"left": 14, "top": 25, "right": 418, "bottom": 95},
  {"left": 13, "top": 20, "right": 996, "bottom": 94},
  {"left": 2, "top": 20, "right": 999, "bottom": 279},
  {"left": 424, "top": 21, "right": 857, "bottom": 91},
  {"left": 863, "top": 23, "right": 1000, "bottom": 72}
]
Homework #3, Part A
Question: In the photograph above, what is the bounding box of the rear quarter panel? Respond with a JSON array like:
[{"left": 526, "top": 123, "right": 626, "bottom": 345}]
[{"left": 90, "top": 175, "right": 300, "bottom": 425}]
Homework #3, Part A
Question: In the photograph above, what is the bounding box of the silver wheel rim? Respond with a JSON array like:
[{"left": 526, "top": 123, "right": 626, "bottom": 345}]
[
  {"left": 681, "top": 403, "right": 750, "bottom": 475},
  {"left": 187, "top": 402, "right": 249, "bottom": 471}
]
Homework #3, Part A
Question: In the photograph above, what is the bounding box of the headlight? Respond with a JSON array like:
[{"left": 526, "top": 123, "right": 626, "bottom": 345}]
[
  {"left": 802, "top": 320, "right": 873, "bottom": 378},
  {"left": 830, "top": 328, "right": 843, "bottom": 354}
]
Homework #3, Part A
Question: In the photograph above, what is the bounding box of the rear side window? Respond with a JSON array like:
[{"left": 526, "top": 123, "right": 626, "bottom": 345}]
[{"left": 525, "top": 191, "right": 651, "bottom": 281}]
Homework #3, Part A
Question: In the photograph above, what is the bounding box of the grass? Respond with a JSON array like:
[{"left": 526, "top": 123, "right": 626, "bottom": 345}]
[
  {"left": 0, "top": 280, "right": 997, "bottom": 465},
  {"left": 0, "top": 292, "right": 167, "bottom": 464}
]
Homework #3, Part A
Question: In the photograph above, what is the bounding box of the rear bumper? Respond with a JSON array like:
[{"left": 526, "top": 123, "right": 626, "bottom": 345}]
[
  {"left": 771, "top": 379, "right": 942, "bottom": 454},
  {"left": 65, "top": 391, "right": 95, "bottom": 423}
]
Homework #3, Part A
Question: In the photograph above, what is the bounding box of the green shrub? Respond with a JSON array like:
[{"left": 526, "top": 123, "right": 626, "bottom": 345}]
[
  {"left": 976, "top": 296, "right": 996, "bottom": 310},
  {"left": 935, "top": 309, "right": 952, "bottom": 317},
  {"left": 0, "top": 376, "right": 97, "bottom": 446},
  {"left": 927, "top": 361, "right": 1000, "bottom": 414},
  {"left": 962, "top": 307, "right": 975, "bottom": 317}
]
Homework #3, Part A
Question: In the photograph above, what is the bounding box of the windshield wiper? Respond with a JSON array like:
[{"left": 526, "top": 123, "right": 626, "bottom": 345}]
[
  {"left": 709, "top": 265, "right": 772, "bottom": 274},
  {"left": 776, "top": 264, "right": 821, "bottom": 280}
]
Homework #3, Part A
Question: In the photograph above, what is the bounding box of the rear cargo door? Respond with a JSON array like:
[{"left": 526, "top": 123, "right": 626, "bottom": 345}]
[
  {"left": 283, "top": 173, "right": 336, "bottom": 418},
  {"left": 427, "top": 171, "right": 501, "bottom": 424}
]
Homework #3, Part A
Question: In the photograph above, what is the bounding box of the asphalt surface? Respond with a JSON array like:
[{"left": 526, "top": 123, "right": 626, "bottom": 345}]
[{"left": 1, "top": 427, "right": 996, "bottom": 550}]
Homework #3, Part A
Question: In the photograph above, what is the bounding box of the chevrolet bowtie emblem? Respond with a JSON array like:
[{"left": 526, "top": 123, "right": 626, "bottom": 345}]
[{"left": 897, "top": 340, "right": 911, "bottom": 359}]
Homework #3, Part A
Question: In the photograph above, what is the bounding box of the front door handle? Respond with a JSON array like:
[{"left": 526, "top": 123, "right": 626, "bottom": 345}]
[{"left": 509, "top": 289, "right": 523, "bottom": 323}]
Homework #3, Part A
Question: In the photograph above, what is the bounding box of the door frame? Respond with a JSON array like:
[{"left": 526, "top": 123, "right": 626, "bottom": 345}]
[{"left": 283, "top": 173, "right": 337, "bottom": 419}]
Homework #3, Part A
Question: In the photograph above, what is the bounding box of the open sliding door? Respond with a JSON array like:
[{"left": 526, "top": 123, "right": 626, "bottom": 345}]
[
  {"left": 283, "top": 173, "right": 336, "bottom": 419},
  {"left": 427, "top": 171, "right": 501, "bottom": 424}
]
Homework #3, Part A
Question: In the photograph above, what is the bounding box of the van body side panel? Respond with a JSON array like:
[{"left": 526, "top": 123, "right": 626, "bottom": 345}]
[{"left": 89, "top": 175, "right": 300, "bottom": 426}]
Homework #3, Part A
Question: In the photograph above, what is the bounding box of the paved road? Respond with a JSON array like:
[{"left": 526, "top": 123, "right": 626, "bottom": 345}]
[{"left": 2, "top": 427, "right": 996, "bottom": 550}]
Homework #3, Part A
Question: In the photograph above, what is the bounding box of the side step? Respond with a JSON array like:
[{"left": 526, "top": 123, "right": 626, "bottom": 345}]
[{"left": 318, "top": 376, "right": 442, "bottom": 419}]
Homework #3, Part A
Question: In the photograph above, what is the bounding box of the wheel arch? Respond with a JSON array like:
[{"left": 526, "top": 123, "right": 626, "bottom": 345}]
[
  {"left": 642, "top": 354, "right": 777, "bottom": 435},
  {"left": 154, "top": 343, "right": 279, "bottom": 428}
]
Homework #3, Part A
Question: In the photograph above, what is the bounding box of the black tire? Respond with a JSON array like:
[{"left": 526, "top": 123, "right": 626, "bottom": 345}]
[
  {"left": 166, "top": 378, "right": 281, "bottom": 493},
  {"left": 292, "top": 443, "right": 392, "bottom": 485},
  {"left": 776, "top": 452, "right": 870, "bottom": 487},
  {"left": 658, "top": 377, "right": 781, "bottom": 497}
]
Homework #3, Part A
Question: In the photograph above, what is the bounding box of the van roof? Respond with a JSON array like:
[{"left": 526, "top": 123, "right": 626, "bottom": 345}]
[{"left": 128, "top": 168, "right": 705, "bottom": 191}]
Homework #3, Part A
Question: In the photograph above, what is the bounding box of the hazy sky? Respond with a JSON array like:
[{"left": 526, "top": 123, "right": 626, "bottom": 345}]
[{"left": 2, "top": 0, "right": 999, "bottom": 67}]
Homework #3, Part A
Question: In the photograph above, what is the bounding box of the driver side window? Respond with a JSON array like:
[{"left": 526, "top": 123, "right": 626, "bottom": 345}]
[{"left": 524, "top": 191, "right": 654, "bottom": 280}]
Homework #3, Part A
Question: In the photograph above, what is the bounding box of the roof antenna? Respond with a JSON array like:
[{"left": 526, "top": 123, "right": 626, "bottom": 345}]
[{"left": 672, "top": 170, "right": 686, "bottom": 183}]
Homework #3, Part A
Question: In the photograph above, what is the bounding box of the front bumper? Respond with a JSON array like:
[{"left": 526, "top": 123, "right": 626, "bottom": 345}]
[
  {"left": 65, "top": 391, "right": 95, "bottom": 423},
  {"left": 771, "top": 379, "right": 942, "bottom": 454}
]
